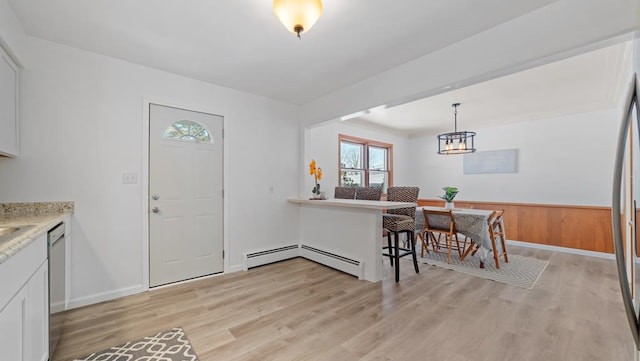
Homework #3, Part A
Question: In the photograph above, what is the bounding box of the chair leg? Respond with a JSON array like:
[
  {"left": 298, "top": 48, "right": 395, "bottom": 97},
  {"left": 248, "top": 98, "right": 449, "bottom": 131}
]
[
  {"left": 460, "top": 235, "right": 469, "bottom": 256},
  {"left": 501, "top": 237, "right": 509, "bottom": 263},
  {"left": 489, "top": 226, "right": 502, "bottom": 269},
  {"left": 410, "top": 231, "right": 419, "bottom": 274},
  {"left": 394, "top": 231, "right": 400, "bottom": 283},
  {"left": 420, "top": 231, "right": 430, "bottom": 257},
  {"left": 387, "top": 232, "right": 393, "bottom": 266},
  {"left": 429, "top": 232, "right": 439, "bottom": 252},
  {"left": 446, "top": 235, "right": 453, "bottom": 264},
  {"left": 492, "top": 241, "right": 500, "bottom": 270},
  {"left": 460, "top": 241, "right": 476, "bottom": 261},
  {"left": 498, "top": 225, "right": 509, "bottom": 263},
  {"left": 454, "top": 233, "right": 462, "bottom": 258}
]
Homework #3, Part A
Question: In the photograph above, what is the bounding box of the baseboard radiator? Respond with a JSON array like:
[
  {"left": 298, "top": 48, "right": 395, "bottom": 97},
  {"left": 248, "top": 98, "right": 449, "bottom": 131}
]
[
  {"left": 299, "top": 245, "right": 364, "bottom": 280},
  {"left": 243, "top": 245, "right": 300, "bottom": 270}
]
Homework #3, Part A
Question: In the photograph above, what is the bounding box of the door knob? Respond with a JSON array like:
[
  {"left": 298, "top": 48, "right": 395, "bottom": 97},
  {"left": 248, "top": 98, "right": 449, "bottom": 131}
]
[
  {"left": 152, "top": 194, "right": 160, "bottom": 200},
  {"left": 152, "top": 207, "right": 160, "bottom": 213}
]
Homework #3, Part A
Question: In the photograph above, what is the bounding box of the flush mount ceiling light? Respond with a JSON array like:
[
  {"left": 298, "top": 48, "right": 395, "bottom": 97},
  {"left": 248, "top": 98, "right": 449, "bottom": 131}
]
[
  {"left": 273, "top": 0, "right": 323, "bottom": 39},
  {"left": 437, "top": 103, "right": 477, "bottom": 155}
]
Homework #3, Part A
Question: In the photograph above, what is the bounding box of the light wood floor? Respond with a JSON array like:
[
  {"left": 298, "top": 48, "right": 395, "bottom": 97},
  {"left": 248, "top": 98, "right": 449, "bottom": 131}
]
[{"left": 54, "top": 246, "right": 634, "bottom": 361}]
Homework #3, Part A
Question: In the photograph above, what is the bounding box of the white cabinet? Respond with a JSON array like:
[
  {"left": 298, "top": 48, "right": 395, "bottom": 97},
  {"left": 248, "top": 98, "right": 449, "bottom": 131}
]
[
  {"left": 0, "top": 234, "right": 48, "bottom": 361},
  {"left": 0, "top": 284, "right": 28, "bottom": 361},
  {"left": 0, "top": 262, "right": 48, "bottom": 361},
  {"left": 0, "top": 44, "right": 19, "bottom": 157},
  {"left": 27, "top": 261, "right": 49, "bottom": 361}
]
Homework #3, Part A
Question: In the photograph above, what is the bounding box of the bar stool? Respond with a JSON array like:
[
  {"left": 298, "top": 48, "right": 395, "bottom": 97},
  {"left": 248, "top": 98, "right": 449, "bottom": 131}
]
[
  {"left": 382, "top": 186, "right": 420, "bottom": 282},
  {"left": 355, "top": 187, "right": 382, "bottom": 200},
  {"left": 334, "top": 186, "right": 356, "bottom": 199}
]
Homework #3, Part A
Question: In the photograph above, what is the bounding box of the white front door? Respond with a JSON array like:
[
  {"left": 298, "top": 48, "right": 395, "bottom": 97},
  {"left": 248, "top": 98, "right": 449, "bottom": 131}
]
[{"left": 149, "top": 104, "right": 224, "bottom": 287}]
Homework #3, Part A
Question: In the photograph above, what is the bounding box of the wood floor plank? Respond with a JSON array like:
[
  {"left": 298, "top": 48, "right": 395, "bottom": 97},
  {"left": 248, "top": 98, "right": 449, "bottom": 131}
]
[{"left": 53, "top": 247, "right": 634, "bottom": 361}]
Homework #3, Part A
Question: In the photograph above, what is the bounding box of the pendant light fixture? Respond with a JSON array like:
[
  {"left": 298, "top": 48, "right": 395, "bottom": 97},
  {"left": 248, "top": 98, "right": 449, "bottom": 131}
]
[
  {"left": 273, "top": 0, "right": 323, "bottom": 39},
  {"left": 437, "top": 103, "right": 477, "bottom": 155}
]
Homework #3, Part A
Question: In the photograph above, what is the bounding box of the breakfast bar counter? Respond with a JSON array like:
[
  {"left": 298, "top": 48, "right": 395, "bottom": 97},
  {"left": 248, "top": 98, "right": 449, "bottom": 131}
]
[{"left": 288, "top": 198, "right": 416, "bottom": 282}]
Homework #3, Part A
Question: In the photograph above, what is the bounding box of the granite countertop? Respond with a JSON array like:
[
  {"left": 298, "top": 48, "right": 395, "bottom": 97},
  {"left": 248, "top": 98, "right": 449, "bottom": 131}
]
[{"left": 0, "top": 202, "right": 74, "bottom": 264}]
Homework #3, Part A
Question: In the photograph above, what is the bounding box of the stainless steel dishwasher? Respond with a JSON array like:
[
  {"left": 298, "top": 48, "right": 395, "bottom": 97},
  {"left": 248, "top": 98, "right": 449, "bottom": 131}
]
[{"left": 48, "top": 222, "right": 65, "bottom": 360}]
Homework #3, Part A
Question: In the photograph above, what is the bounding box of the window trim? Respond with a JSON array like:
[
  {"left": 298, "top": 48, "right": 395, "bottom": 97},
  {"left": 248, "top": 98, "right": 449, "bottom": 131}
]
[{"left": 338, "top": 134, "right": 394, "bottom": 189}]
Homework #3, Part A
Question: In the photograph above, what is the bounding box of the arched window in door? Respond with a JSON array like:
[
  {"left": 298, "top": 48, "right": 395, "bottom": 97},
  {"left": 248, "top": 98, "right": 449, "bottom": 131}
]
[{"left": 162, "top": 120, "right": 213, "bottom": 143}]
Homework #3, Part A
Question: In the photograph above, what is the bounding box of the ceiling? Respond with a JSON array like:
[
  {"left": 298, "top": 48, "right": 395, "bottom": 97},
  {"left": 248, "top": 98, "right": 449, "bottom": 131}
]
[
  {"left": 8, "top": 0, "right": 558, "bottom": 105},
  {"left": 349, "top": 40, "right": 633, "bottom": 136}
]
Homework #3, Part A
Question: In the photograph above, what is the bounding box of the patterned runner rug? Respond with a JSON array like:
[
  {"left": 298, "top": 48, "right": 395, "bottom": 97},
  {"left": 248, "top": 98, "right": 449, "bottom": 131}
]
[
  {"left": 73, "top": 327, "right": 199, "bottom": 361},
  {"left": 418, "top": 251, "right": 549, "bottom": 289}
]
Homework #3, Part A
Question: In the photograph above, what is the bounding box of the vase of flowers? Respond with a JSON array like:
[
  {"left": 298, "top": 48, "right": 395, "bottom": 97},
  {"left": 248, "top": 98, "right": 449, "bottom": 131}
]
[
  {"left": 309, "top": 159, "right": 325, "bottom": 199},
  {"left": 439, "top": 186, "right": 458, "bottom": 209}
]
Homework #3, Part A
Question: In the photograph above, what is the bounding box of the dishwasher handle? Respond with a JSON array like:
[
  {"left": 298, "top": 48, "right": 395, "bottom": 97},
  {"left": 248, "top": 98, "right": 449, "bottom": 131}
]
[{"left": 48, "top": 222, "right": 65, "bottom": 246}]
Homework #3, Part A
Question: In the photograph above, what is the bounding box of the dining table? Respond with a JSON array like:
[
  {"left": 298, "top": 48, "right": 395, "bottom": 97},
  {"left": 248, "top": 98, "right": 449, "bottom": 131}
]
[{"left": 418, "top": 206, "right": 502, "bottom": 265}]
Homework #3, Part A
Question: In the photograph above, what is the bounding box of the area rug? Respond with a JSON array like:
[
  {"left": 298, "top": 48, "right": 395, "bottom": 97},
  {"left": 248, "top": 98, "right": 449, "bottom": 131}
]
[
  {"left": 73, "top": 327, "right": 199, "bottom": 361},
  {"left": 418, "top": 251, "right": 549, "bottom": 289}
]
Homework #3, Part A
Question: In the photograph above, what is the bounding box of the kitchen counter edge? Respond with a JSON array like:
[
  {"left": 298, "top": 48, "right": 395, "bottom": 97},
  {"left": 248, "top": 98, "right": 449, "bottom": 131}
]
[{"left": 0, "top": 211, "right": 73, "bottom": 264}]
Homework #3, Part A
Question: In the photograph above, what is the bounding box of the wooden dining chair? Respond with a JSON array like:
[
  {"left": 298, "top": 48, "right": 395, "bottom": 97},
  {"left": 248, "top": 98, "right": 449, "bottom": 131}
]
[
  {"left": 421, "top": 209, "right": 463, "bottom": 264},
  {"left": 382, "top": 186, "right": 420, "bottom": 282},
  {"left": 355, "top": 187, "right": 383, "bottom": 201},
  {"left": 462, "top": 210, "right": 509, "bottom": 269},
  {"left": 488, "top": 210, "right": 509, "bottom": 268},
  {"left": 334, "top": 186, "right": 356, "bottom": 199}
]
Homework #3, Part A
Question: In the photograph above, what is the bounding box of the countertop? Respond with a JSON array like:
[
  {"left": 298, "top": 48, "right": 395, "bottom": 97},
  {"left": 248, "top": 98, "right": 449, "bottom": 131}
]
[
  {"left": 0, "top": 202, "right": 74, "bottom": 264},
  {"left": 288, "top": 198, "right": 417, "bottom": 210}
]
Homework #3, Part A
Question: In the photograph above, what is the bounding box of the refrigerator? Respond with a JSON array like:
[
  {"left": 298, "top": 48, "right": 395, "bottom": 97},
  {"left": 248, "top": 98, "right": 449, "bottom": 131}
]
[{"left": 613, "top": 73, "right": 640, "bottom": 360}]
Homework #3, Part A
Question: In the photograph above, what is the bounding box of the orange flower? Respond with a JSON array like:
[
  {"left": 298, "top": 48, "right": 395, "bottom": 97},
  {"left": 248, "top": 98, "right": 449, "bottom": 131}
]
[
  {"left": 309, "top": 160, "right": 322, "bottom": 197},
  {"left": 309, "top": 159, "right": 316, "bottom": 175}
]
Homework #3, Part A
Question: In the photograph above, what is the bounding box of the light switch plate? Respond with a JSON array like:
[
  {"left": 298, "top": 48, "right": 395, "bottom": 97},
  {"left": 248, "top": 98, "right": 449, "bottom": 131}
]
[{"left": 122, "top": 172, "right": 138, "bottom": 184}]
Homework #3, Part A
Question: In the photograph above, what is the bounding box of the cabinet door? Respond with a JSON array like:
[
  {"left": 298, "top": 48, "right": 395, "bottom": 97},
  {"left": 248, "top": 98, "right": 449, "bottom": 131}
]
[
  {"left": 27, "top": 261, "right": 49, "bottom": 361},
  {"left": 0, "top": 46, "right": 18, "bottom": 157},
  {"left": 0, "top": 284, "right": 28, "bottom": 361}
]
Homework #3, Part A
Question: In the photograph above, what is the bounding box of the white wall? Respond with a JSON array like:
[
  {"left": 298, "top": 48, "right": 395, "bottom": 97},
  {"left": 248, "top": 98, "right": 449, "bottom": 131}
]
[
  {"left": 408, "top": 109, "right": 620, "bottom": 206},
  {"left": 304, "top": 121, "right": 413, "bottom": 197},
  {"left": 301, "top": 0, "right": 640, "bottom": 127},
  {"left": 0, "top": 35, "right": 301, "bottom": 306},
  {"left": 307, "top": 109, "right": 620, "bottom": 207},
  {"left": 0, "top": 0, "right": 26, "bottom": 63}
]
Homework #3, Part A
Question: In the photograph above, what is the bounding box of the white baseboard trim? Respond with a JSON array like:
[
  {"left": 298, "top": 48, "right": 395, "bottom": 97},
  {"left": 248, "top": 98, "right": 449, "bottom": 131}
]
[
  {"left": 300, "top": 244, "right": 364, "bottom": 280},
  {"left": 243, "top": 244, "right": 300, "bottom": 270},
  {"left": 68, "top": 284, "right": 145, "bottom": 310},
  {"left": 240, "top": 243, "right": 366, "bottom": 279},
  {"left": 69, "top": 264, "right": 250, "bottom": 309},
  {"left": 506, "top": 239, "right": 615, "bottom": 260},
  {"left": 149, "top": 272, "right": 227, "bottom": 290}
]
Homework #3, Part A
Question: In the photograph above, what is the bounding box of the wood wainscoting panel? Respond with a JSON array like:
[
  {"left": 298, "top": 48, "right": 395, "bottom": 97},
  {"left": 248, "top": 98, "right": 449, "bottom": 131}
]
[{"left": 418, "top": 199, "right": 613, "bottom": 253}]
